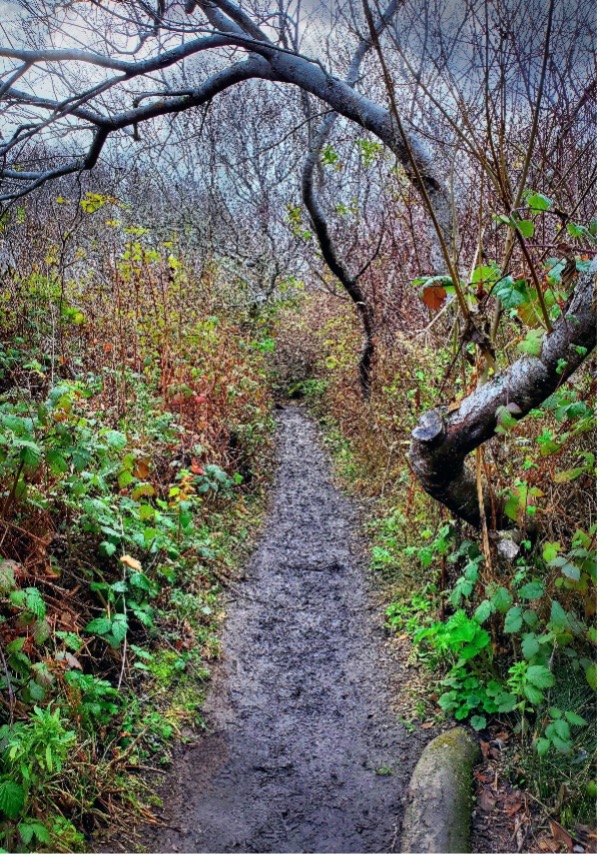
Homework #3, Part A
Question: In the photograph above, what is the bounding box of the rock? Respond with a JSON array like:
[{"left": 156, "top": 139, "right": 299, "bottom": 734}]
[{"left": 400, "top": 727, "right": 480, "bottom": 853}]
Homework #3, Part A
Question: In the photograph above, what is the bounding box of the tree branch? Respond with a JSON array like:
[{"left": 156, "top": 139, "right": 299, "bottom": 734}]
[{"left": 409, "top": 259, "right": 597, "bottom": 529}]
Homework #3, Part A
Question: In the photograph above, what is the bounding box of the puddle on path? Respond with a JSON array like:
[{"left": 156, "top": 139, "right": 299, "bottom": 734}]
[{"left": 144, "top": 406, "right": 422, "bottom": 853}]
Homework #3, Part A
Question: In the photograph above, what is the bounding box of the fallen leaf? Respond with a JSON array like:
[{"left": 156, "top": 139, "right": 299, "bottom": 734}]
[
  {"left": 421, "top": 721, "right": 434, "bottom": 729},
  {"left": 477, "top": 788, "right": 497, "bottom": 811},
  {"left": 504, "top": 796, "right": 523, "bottom": 816},
  {"left": 133, "top": 459, "right": 150, "bottom": 479},
  {"left": 65, "top": 652, "right": 83, "bottom": 670},
  {"left": 120, "top": 555, "right": 142, "bottom": 571},
  {"left": 537, "top": 835, "right": 560, "bottom": 852},
  {"left": 550, "top": 820, "right": 573, "bottom": 850}
]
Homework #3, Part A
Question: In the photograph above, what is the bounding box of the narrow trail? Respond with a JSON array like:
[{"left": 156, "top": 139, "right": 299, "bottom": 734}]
[{"left": 146, "top": 406, "right": 422, "bottom": 853}]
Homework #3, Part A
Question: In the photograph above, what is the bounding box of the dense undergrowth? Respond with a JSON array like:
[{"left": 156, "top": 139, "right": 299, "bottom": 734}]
[
  {"left": 0, "top": 196, "right": 275, "bottom": 850},
  {"left": 272, "top": 284, "right": 597, "bottom": 833}
]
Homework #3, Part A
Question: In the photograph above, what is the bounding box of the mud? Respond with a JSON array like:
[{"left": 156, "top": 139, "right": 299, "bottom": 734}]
[{"left": 144, "top": 406, "right": 423, "bottom": 853}]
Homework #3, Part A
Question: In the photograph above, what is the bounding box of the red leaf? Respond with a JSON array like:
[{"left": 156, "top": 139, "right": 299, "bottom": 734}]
[
  {"left": 191, "top": 458, "right": 204, "bottom": 476},
  {"left": 421, "top": 285, "right": 447, "bottom": 310}
]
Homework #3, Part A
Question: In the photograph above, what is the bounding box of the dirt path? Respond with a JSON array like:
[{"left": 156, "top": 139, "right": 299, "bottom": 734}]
[{"left": 145, "top": 406, "right": 423, "bottom": 853}]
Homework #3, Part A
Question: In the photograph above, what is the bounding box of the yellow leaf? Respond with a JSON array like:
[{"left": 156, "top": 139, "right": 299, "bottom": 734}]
[{"left": 119, "top": 555, "right": 142, "bottom": 571}]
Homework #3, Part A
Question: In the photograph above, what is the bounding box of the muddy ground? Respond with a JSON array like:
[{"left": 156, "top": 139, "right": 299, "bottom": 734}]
[{"left": 140, "top": 406, "right": 427, "bottom": 853}]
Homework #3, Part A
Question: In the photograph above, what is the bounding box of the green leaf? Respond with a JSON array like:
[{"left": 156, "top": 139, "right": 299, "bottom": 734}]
[
  {"left": 553, "top": 719, "right": 570, "bottom": 741},
  {"left": 535, "top": 737, "right": 551, "bottom": 755},
  {"left": 110, "top": 614, "right": 128, "bottom": 644},
  {"left": 45, "top": 449, "right": 69, "bottom": 474},
  {"left": 15, "top": 439, "right": 42, "bottom": 469},
  {"left": 105, "top": 430, "right": 127, "bottom": 450},
  {"left": 564, "top": 711, "right": 586, "bottom": 727},
  {"left": 549, "top": 600, "right": 569, "bottom": 630},
  {"left": 523, "top": 683, "right": 544, "bottom": 705},
  {"left": 491, "top": 587, "right": 512, "bottom": 614},
  {"left": 19, "top": 822, "right": 50, "bottom": 845},
  {"left": 526, "top": 192, "right": 553, "bottom": 214},
  {"left": 526, "top": 664, "right": 555, "bottom": 689},
  {"left": 554, "top": 467, "right": 586, "bottom": 483},
  {"left": 550, "top": 735, "right": 572, "bottom": 753},
  {"left": 118, "top": 470, "right": 133, "bottom": 489},
  {"left": 559, "top": 562, "right": 581, "bottom": 581},
  {"left": 494, "top": 691, "right": 517, "bottom": 713},
  {"left": 24, "top": 588, "right": 46, "bottom": 619},
  {"left": 470, "top": 715, "right": 487, "bottom": 730},
  {"left": 492, "top": 277, "right": 529, "bottom": 309},
  {"left": 438, "top": 691, "right": 457, "bottom": 711},
  {"left": 474, "top": 600, "right": 492, "bottom": 624},
  {"left": 0, "top": 781, "right": 25, "bottom": 818},
  {"left": 543, "top": 541, "right": 561, "bottom": 563},
  {"left": 471, "top": 265, "right": 498, "bottom": 285},
  {"left": 517, "top": 328, "right": 544, "bottom": 357},
  {"left": 504, "top": 606, "right": 523, "bottom": 634},
  {"left": 85, "top": 617, "right": 112, "bottom": 635},
  {"left": 585, "top": 663, "right": 596, "bottom": 691},
  {"left": 518, "top": 581, "right": 544, "bottom": 600},
  {"left": 99, "top": 541, "right": 117, "bottom": 557},
  {"left": 516, "top": 219, "right": 535, "bottom": 238},
  {"left": 521, "top": 633, "right": 540, "bottom": 660}
]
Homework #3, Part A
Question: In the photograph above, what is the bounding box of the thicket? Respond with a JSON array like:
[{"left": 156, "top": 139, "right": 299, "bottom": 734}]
[
  {"left": 273, "top": 225, "right": 597, "bottom": 831},
  {"left": 0, "top": 190, "right": 275, "bottom": 850}
]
